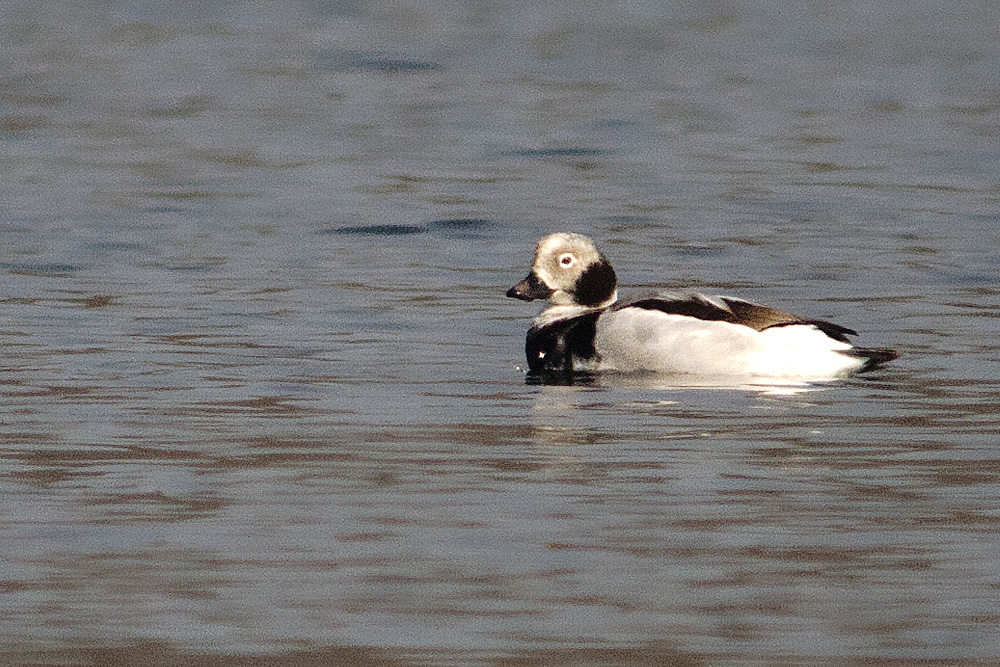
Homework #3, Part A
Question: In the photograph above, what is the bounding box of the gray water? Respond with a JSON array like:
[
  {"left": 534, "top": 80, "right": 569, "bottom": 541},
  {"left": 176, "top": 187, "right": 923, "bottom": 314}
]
[{"left": 2, "top": 1, "right": 999, "bottom": 665}]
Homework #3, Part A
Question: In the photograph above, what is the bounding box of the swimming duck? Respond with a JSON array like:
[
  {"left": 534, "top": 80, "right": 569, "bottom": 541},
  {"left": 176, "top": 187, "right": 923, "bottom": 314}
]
[{"left": 507, "top": 232, "right": 898, "bottom": 380}]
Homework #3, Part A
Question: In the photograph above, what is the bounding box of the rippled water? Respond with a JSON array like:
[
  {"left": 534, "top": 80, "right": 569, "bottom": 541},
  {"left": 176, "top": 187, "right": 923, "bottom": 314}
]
[{"left": 2, "top": 1, "right": 999, "bottom": 665}]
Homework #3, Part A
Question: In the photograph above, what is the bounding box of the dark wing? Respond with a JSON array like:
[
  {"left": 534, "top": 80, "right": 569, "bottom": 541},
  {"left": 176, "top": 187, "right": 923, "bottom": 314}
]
[
  {"left": 722, "top": 296, "right": 858, "bottom": 343},
  {"left": 623, "top": 293, "right": 858, "bottom": 344}
]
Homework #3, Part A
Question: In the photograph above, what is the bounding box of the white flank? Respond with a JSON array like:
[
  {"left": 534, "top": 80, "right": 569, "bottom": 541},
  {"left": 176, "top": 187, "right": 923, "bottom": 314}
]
[{"left": 594, "top": 309, "right": 863, "bottom": 380}]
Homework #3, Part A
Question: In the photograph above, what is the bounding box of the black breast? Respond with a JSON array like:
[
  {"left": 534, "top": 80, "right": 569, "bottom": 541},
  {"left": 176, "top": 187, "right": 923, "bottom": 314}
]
[{"left": 524, "top": 312, "right": 601, "bottom": 376}]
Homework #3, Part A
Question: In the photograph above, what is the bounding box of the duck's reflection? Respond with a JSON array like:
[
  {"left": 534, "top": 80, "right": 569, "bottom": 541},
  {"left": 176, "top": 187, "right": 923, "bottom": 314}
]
[{"left": 524, "top": 367, "right": 826, "bottom": 396}]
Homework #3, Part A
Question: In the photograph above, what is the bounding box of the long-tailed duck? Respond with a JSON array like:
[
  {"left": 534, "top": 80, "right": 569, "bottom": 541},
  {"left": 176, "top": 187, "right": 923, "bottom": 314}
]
[{"left": 507, "top": 232, "right": 898, "bottom": 380}]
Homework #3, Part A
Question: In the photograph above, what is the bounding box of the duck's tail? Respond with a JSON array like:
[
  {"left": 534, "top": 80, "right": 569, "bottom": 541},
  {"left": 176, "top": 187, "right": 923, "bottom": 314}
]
[{"left": 845, "top": 347, "right": 900, "bottom": 373}]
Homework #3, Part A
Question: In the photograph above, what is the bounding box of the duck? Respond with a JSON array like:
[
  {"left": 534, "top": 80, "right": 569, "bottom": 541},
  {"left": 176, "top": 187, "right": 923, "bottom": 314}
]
[{"left": 506, "top": 232, "right": 898, "bottom": 380}]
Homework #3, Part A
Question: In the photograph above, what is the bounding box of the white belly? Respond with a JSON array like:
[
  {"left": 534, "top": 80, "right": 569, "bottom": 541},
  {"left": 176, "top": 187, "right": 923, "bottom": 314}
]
[{"left": 594, "top": 309, "right": 862, "bottom": 379}]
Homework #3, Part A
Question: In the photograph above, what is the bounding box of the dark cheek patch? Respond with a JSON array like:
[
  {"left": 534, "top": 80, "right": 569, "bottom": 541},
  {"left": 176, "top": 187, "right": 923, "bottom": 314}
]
[{"left": 573, "top": 260, "right": 617, "bottom": 307}]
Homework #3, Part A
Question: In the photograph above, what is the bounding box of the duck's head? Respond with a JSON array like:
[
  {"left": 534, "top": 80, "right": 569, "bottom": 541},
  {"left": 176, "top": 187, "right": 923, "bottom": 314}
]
[{"left": 506, "top": 233, "right": 618, "bottom": 308}]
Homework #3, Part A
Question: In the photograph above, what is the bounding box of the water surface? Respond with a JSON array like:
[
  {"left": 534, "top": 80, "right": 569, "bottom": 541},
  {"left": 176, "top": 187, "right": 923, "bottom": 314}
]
[{"left": 2, "top": 1, "right": 999, "bottom": 664}]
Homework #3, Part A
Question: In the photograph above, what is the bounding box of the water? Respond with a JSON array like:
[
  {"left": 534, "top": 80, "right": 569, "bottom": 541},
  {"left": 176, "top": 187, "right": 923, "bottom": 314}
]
[{"left": 2, "top": 1, "right": 999, "bottom": 664}]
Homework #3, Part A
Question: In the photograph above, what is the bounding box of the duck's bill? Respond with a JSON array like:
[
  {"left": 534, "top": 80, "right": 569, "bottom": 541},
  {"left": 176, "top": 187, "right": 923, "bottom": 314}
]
[{"left": 506, "top": 272, "right": 553, "bottom": 301}]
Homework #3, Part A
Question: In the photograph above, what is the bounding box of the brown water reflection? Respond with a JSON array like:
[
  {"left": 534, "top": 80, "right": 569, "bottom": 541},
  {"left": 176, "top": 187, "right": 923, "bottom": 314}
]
[
  {"left": 6, "top": 641, "right": 714, "bottom": 667},
  {"left": 9, "top": 641, "right": 987, "bottom": 667}
]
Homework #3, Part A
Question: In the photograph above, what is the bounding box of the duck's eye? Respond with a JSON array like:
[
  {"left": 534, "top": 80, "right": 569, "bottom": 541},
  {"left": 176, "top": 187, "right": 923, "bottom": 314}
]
[{"left": 558, "top": 253, "right": 575, "bottom": 268}]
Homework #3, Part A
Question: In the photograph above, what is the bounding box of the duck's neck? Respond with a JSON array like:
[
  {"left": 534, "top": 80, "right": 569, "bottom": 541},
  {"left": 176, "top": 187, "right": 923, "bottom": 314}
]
[{"left": 536, "top": 292, "right": 617, "bottom": 328}]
